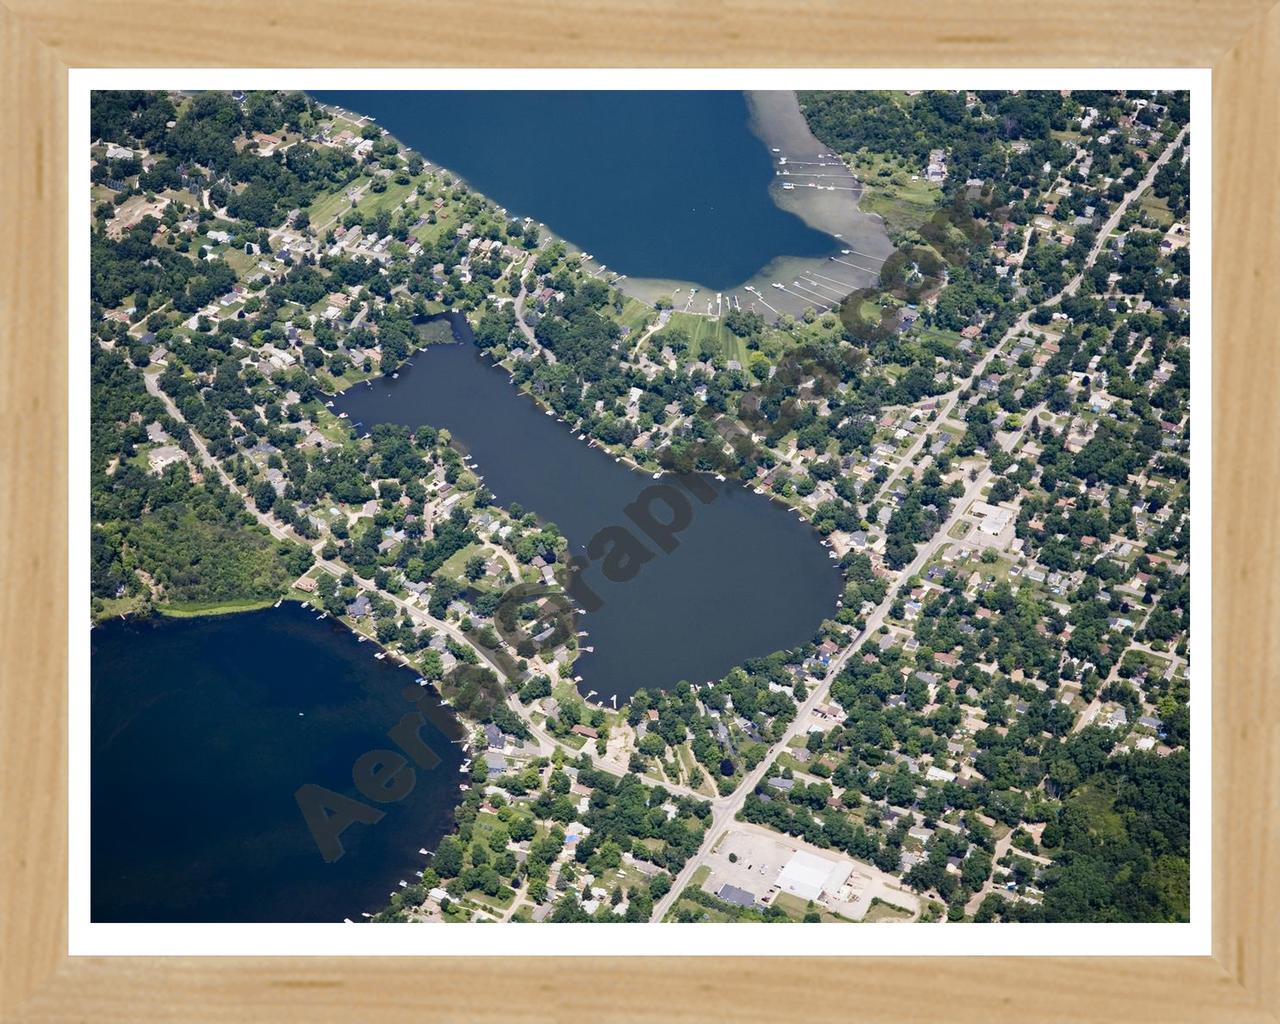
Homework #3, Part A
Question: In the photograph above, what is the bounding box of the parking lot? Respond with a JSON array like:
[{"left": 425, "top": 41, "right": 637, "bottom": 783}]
[{"left": 699, "top": 824, "right": 921, "bottom": 921}]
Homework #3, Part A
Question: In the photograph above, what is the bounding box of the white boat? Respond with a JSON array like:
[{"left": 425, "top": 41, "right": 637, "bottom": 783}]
[{"left": 782, "top": 182, "right": 795, "bottom": 191}]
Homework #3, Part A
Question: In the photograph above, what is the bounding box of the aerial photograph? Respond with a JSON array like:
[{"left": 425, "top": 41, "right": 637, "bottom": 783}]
[{"left": 88, "top": 87, "right": 1192, "bottom": 927}]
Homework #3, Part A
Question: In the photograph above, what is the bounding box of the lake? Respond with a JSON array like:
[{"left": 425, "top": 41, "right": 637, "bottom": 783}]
[
  {"left": 91, "top": 604, "right": 464, "bottom": 922},
  {"left": 310, "top": 90, "right": 841, "bottom": 290},
  {"left": 333, "top": 313, "right": 844, "bottom": 704}
]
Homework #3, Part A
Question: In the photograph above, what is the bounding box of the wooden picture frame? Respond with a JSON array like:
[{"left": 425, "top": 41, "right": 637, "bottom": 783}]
[{"left": 1, "top": 2, "right": 1276, "bottom": 1019}]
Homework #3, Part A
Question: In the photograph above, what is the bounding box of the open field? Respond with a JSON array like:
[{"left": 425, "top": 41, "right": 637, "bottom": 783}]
[
  {"left": 306, "top": 177, "right": 368, "bottom": 228},
  {"left": 1137, "top": 189, "right": 1176, "bottom": 227},
  {"left": 863, "top": 897, "right": 914, "bottom": 922},
  {"left": 352, "top": 175, "right": 419, "bottom": 220},
  {"left": 843, "top": 150, "right": 941, "bottom": 239},
  {"left": 772, "top": 891, "right": 853, "bottom": 923},
  {"left": 157, "top": 595, "right": 289, "bottom": 618},
  {"left": 665, "top": 311, "right": 749, "bottom": 364}
]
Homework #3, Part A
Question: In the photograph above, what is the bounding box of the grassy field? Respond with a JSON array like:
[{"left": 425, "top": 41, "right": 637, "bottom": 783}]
[
  {"left": 415, "top": 317, "right": 456, "bottom": 345},
  {"left": 863, "top": 897, "right": 913, "bottom": 923},
  {"left": 91, "top": 594, "right": 147, "bottom": 622},
  {"left": 1121, "top": 648, "right": 1172, "bottom": 678},
  {"left": 613, "top": 297, "right": 653, "bottom": 335},
  {"left": 915, "top": 324, "right": 965, "bottom": 355},
  {"left": 307, "top": 177, "right": 368, "bottom": 229},
  {"left": 845, "top": 150, "right": 941, "bottom": 239},
  {"left": 665, "top": 311, "right": 748, "bottom": 364},
  {"left": 432, "top": 541, "right": 486, "bottom": 584},
  {"left": 461, "top": 886, "right": 516, "bottom": 915},
  {"left": 1137, "top": 190, "right": 1176, "bottom": 228},
  {"left": 159, "top": 187, "right": 203, "bottom": 209},
  {"left": 158, "top": 595, "right": 288, "bottom": 618},
  {"left": 1066, "top": 783, "right": 1126, "bottom": 842},
  {"left": 411, "top": 204, "right": 461, "bottom": 247},
  {"left": 771, "top": 891, "right": 852, "bottom": 923},
  {"left": 351, "top": 175, "right": 420, "bottom": 220}
]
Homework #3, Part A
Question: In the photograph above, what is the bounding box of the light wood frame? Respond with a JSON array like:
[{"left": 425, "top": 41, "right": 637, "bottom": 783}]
[{"left": 2, "top": 3, "right": 1276, "bottom": 1020}]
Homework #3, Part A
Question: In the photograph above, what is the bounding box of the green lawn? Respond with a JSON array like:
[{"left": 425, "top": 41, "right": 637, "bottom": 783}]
[
  {"left": 915, "top": 324, "right": 965, "bottom": 354},
  {"left": 411, "top": 204, "right": 461, "bottom": 246},
  {"left": 844, "top": 150, "right": 942, "bottom": 239},
  {"left": 613, "top": 297, "right": 653, "bottom": 335},
  {"left": 351, "top": 175, "right": 419, "bottom": 220},
  {"left": 91, "top": 593, "right": 147, "bottom": 622},
  {"left": 1121, "top": 648, "right": 1172, "bottom": 678},
  {"left": 307, "top": 177, "right": 368, "bottom": 228},
  {"left": 665, "top": 311, "right": 748, "bottom": 364},
  {"left": 158, "top": 595, "right": 289, "bottom": 618},
  {"left": 863, "top": 897, "right": 913, "bottom": 923},
  {"left": 1137, "top": 190, "right": 1175, "bottom": 228},
  {"left": 772, "top": 891, "right": 852, "bottom": 923}
]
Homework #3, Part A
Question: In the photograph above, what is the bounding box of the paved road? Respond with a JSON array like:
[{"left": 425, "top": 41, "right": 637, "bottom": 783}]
[
  {"left": 147, "top": 126, "right": 1187, "bottom": 922},
  {"left": 649, "top": 127, "right": 1189, "bottom": 921}
]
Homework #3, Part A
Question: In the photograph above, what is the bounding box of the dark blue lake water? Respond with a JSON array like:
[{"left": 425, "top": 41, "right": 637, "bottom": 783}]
[
  {"left": 91, "top": 604, "right": 464, "bottom": 922},
  {"left": 310, "top": 90, "right": 838, "bottom": 289},
  {"left": 333, "top": 313, "right": 844, "bottom": 704}
]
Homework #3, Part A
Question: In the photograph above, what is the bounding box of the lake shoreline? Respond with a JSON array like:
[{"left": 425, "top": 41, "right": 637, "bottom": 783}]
[
  {"left": 91, "top": 604, "right": 467, "bottom": 923},
  {"left": 331, "top": 311, "right": 846, "bottom": 707},
  {"left": 549, "top": 91, "right": 898, "bottom": 320},
  {"left": 313, "top": 91, "right": 893, "bottom": 323}
]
